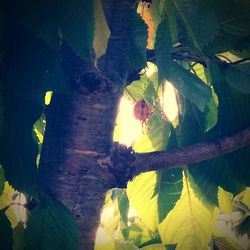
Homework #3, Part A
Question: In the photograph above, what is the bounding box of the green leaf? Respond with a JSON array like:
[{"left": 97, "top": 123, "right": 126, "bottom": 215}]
[
  {"left": 1, "top": 0, "right": 94, "bottom": 59},
  {"left": 128, "top": 10, "right": 148, "bottom": 70},
  {"left": 126, "top": 169, "right": 182, "bottom": 232},
  {"left": 109, "top": 188, "right": 129, "bottom": 225},
  {"left": 13, "top": 222, "right": 25, "bottom": 250},
  {"left": 1, "top": 94, "right": 41, "bottom": 193},
  {"left": 24, "top": 197, "right": 79, "bottom": 250},
  {"left": 158, "top": 172, "right": 214, "bottom": 250},
  {"left": 204, "top": 0, "right": 250, "bottom": 52},
  {"left": 155, "top": 19, "right": 212, "bottom": 112},
  {"left": 192, "top": 63, "right": 218, "bottom": 132},
  {"left": 225, "top": 63, "right": 250, "bottom": 94},
  {"left": 0, "top": 209, "right": 13, "bottom": 250},
  {"left": 172, "top": 0, "right": 219, "bottom": 49},
  {"left": 93, "top": 0, "right": 110, "bottom": 58},
  {"left": 166, "top": 62, "right": 212, "bottom": 112},
  {"left": 2, "top": 22, "right": 66, "bottom": 104},
  {"left": 0, "top": 22, "right": 67, "bottom": 193},
  {"left": 117, "top": 190, "right": 129, "bottom": 225},
  {"left": 155, "top": 18, "right": 172, "bottom": 83},
  {"left": 189, "top": 158, "right": 244, "bottom": 206},
  {"left": 156, "top": 169, "right": 183, "bottom": 223},
  {"left": 214, "top": 0, "right": 250, "bottom": 37},
  {"left": 187, "top": 63, "right": 250, "bottom": 205},
  {"left": 122, "top": 223, "right": 143, "bottom": 241}
]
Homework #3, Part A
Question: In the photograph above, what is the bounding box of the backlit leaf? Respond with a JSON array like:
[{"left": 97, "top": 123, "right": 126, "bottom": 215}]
[
  {"left": 192, "top": 63, "right": 218, "bottom": 132},
  {"left": 155, "top": 19, "right": 212, "bottom": 111},
  {"left": 234, "top": 188, "right": 250, "bottom": 210},
  {"left": 218, "top": 187, "right": 233, "bottom": 214},
  {"left": 127, "top": 171, "right": 158, "bottom": 232},
  {"left": 127, "top": 169, "right": 182, "bottom": 232},
  {"left": 158, "top": 172, "right": 214, "bottom": 250},
  {"left": 93, "top": 0, "right": 110, "bottom": 58}
]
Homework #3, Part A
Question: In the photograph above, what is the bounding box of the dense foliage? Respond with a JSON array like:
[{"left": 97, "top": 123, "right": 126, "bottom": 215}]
[{"left": 0, "top": 0, "right": 250, "bottom": 249}]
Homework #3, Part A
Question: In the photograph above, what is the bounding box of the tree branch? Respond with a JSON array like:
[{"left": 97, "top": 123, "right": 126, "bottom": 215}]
[
  {"left": 132, "top": 127, "right": 250, "bottom": 175},
  {"left": 147, "top": 47, "right": 207, "bottom": 66}
]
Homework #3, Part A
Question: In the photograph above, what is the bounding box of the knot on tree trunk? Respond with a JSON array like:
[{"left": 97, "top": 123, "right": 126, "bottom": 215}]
[
  {"left": 109, "top": 143, "right": 136, "bottom": 188},
  {"left": 69, "top": 70, "right": 112, "bottom": 94}
]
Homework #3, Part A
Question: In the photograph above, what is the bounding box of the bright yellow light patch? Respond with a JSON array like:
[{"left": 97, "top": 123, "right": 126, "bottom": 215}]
[
  {"left": 44, "top": 91, "right": 53, "bottom": 105},
  {"left": 95, "top": 227, "right": 112, "bottom": 244},
  {"left": 113, "top": 97, "right": 142, "bottom": 147},
  {"left": 160, "top": 81, "right": 179, "bottom": 122}
]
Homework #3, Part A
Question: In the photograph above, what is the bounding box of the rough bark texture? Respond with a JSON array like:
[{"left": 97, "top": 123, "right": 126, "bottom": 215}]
[
  {"left": 39, "top": 87, "right": 121, "bottom": 249},
  {"left": 38, "top": 1, "right": 134, "bottom": 249},
  {"left": 133, "top": 127, "right": 250, "bottom": 174}
]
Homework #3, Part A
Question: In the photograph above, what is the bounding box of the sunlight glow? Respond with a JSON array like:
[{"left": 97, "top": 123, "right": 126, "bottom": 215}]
[
  {"left": 113, "top": 97, "right": 142, "bottom": 147},
  {"left": 113, "top": 63, "right": 179, "bottom": 147},
  {"left": 95, "top": 227, "right": 111, "bottom": 244},
  {"left": 160, "top": 81, "right": 179, "bottom": 122},
  {"left": 114, "top": 84, "right": 179, "bottom": 147},
  {"left": 100, "top": 206, "right": 115, "bottom": 223}
]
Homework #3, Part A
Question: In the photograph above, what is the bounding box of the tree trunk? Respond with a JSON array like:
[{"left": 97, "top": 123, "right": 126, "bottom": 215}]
[
  {"left": 38, "top": 1, "right": 136, "bottom": 249},
  {"left": 38, "top": 87, "right": 122, "bottom": 249}
]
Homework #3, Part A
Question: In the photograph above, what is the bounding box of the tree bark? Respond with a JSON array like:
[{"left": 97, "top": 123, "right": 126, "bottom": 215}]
[
  {"left": 38, "top": 88, "right": 121, "bottom": 250},
  {"left": 38, "top": 1, "right": 134, "bottom": 249},
  {"left": 133, "top": 126, "right": 250, "bottom": 175}
]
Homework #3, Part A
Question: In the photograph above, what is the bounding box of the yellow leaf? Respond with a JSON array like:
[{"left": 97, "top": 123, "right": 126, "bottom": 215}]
[
  {"left": 217, "top": 187, "right": 233, "bottom": 214},
  {"left": 235, "top": 187, "right": 250, "bottom": 209},
  {"left": 93, "top": 0, "right": 110, "bottom": 58},
  {"left": 158, "top": 173, "right": 213, "bottom": 250},
  {"left": 242, "top": 188, "right": 250, "bottom": 209},
  {"left": 127, "top": 171, "right": 159, "bottom": 231},
  {"left": 0, "top": 182, "right": 27, "bottom": 228},
  {"left": 0, "top": 182, "right": 14, "bottom": 209}
]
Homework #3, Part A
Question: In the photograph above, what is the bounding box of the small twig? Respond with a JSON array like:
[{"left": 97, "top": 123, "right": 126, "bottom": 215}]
[{"left": 147, "top": 48, "right": 207, "bottom": 66}]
